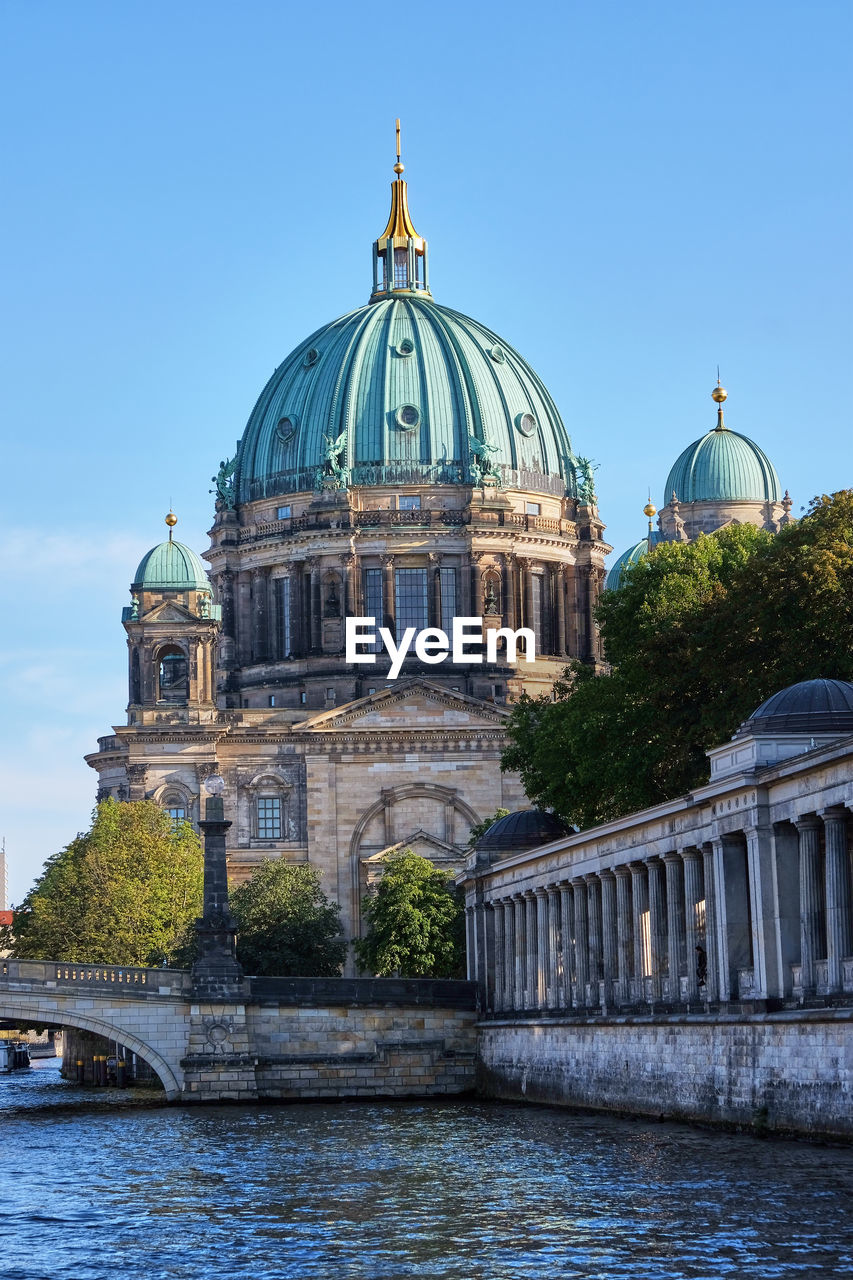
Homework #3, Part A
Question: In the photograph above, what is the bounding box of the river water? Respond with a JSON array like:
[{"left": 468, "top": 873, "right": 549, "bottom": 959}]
[{"left": 1, "top": 1061, "right": 851, "bottom": 1280}]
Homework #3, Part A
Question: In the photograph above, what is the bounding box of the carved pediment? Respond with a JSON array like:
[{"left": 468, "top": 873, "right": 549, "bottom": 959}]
[
  {"left": 294, "top": 679, "right": 508, "bottom": 732},
  {"left": 361, "top": 829, "right": 462, "bottom": 865},
  {"left": 141, "top": 600, "right": 197, "bottom": 624}
]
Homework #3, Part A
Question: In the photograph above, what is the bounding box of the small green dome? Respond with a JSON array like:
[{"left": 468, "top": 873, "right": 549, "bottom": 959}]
[
  {"left": 606, "top": 532, "right": 662, "bottom": 591},
  {"left": 132, "top": 540, "right": 211, "bottom": 591},
  {"left": 664, "top": 426, "right": 781, "bottom": 506},
  {"left": 236, "top": 297, "right": 578, "bottom": 502}
]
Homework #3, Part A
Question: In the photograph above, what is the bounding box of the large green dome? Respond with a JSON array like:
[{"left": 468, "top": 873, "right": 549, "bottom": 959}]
[
  {"left": 132, "top": 540, "right": 211, "bottom": 591},
  {"left": 235, "top": 297, "right": 578, "bottom": 503},
  {"left": 663, "top": 425, "right": 781, "bottom": 505}
]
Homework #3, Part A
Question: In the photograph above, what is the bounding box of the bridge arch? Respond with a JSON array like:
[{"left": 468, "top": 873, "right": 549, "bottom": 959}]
[{"left": 0, "top": 999, "right": 182, "bottom": 1100}]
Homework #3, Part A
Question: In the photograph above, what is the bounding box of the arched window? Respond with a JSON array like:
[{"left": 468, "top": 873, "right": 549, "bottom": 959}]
[
  {"left": 157, "top": 645, "right": 188, "bottom": 703},
  {"left": 159, "top": 787, "right": 192, "bottom": 831}
]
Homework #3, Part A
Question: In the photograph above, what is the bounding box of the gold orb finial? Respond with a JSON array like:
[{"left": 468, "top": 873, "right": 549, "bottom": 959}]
[
  {"left": 643, "top": 500, "right": 657, "bottom": 519},
  {"left": 712, "top": 383, "right": 727, "bottom": 404},
  {"left": 165, "top": 511, "right": 178, "bottom": 527}
]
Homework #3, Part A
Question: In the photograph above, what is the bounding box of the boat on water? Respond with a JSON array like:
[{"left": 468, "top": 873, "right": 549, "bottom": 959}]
[{"left": 0, "top": 1041, "right": 31, "bottom": 1072}]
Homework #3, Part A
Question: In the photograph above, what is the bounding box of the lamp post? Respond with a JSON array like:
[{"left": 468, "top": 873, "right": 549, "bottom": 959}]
[{"left": 192, "top": 774, "right": 245, "bottom": 996}]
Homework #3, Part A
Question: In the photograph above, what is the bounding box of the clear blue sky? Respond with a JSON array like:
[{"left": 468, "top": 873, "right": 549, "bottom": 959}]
[{"left": 1, "top": 1, "right": 850, "bottom": 902}]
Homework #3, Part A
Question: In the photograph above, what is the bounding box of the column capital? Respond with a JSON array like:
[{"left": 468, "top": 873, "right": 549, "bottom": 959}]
[
  {"left": 571, "top": 875, "right": 587, "bottom": 890},
  {"left": 613, "top": 864, "right": 632, "bottom": 880},
  {"left": 599, "top": 868, "right": 617, "bottom": 883},
  {"left": 680, "top": 846, "right": 703, "bottom": 863},
  {"left": 663, "top": 851, "right": 682, "bottom": 866},
  {"left": 428, "top": 551, "right": 443, "bottom": 565},
  {"left": 795, "top": 812, "right": 822, "bottom": 832},
  {"left": 533, "top": 886, "right": 548, "bottom": 899},
  {"left": 819, "top": 804, "right": 849, "bottom": 821}
]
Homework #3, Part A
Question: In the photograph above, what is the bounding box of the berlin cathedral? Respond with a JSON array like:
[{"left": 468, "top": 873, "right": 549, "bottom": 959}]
[{"left": 86, "top": 129, "right": 789, "bottom": 953}]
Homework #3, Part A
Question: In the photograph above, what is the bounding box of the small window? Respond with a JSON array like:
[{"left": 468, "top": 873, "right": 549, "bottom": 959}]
[
  {"left": 300, "top": 691, "right": 307, "bottom": 705},
  {"left": 276, "top": 505, "right": 292, "bottom": 520},
  {"left": 525, "top": 501, "right": 541, "bottom": 516},
  {"left": 398, "top": 495, "right": 421, "bottom": 511},
  {"left": 165, "top": 805, "right": 186, "bottom": 831},
  {"left": 367, "top": 687, "right": 376, "bottom": 695},
  {"left": 326, "top": 687, "right": 334, "bottom": 699},
  {"left": 257, "top": 797, "right": 282, "bottom": 840},
  {"left": 269, "top": 695, "right": 276, "bottom": 707}
]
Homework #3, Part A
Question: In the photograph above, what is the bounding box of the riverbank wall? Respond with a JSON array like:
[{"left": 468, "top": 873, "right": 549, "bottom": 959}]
[{"left": 476, "top": 1010, "right": 853, "bottom": 1139}]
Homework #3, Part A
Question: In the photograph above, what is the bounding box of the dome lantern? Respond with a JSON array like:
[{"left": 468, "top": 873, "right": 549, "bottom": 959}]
[{"left": 370, "top": 120, "right": 431, "bottom": 302}]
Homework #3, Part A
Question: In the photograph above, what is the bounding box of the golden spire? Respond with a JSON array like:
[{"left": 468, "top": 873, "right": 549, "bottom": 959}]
[
  {"left": 376, "top": 118, "right": 424, "bottom": 251},
  {"left": 712, "top": 369, "right": 728, "bottom": 430},
  {"left": 165, "top": 510, "right": 178, "bottom": 542}
]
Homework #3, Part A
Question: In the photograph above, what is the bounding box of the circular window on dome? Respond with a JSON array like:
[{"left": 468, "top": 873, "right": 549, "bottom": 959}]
[
  {"left": 515, "top": 411, "right": 537, "bottom": 437},
  {"left": 395, "top": 404, "right": 421, "bottom": 431},
  {"left": 489, "top": 345, "right": 506, "bottom": 364},
  {"left": 396, "top": 337, "right": 415, "bottom": 357},
  {"left": 276, "top": 415, "right": 299, "bottom": 443},
  {"left": 303, "top": 348, "right": 319, "bottom": 368}
]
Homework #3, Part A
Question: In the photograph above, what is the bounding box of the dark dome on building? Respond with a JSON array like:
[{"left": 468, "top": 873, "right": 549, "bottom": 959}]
[
  {"left": 737, "top": 678, "right": 853, "bottom": 738},
  {"left": 475, "top": 808, "right": 571, "bottom": 853}
]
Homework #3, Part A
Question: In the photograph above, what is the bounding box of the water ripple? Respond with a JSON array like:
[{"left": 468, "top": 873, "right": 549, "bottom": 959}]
[{"left": 1, "top": 1063, "right": 851, "bottom": 1279}]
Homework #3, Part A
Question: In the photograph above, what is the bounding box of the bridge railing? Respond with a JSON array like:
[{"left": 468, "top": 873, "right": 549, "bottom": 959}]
[{"left": 0, "top": 959, "right": 190, "bottom": 996}]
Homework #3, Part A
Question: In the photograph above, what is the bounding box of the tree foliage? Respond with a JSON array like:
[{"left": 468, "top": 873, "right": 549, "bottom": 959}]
[
  {"left": 230, "top": 860, "right": 346, "bottom": 977},
  {"left": 502, "top": 492, "right": 853, "bottom": 827},
  {"left": 6, "top": 799, "right": 203, "bottom": 965},
  {"left": 354, "top": 850, "right": 465, "bottom": 978}
]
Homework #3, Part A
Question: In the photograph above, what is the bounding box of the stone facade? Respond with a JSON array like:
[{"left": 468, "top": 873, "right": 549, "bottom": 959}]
[{"left": 477, "top": 1012, "right": 853, "bottom": 1138}]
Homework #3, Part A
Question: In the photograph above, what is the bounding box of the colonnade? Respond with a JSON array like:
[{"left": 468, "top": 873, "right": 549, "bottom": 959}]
[
  {"left": 467, "top": 805, "right": 853, "bottom": 1012},
  {"left": 218, "top": 551, "right": 605, "bottom": 664}
]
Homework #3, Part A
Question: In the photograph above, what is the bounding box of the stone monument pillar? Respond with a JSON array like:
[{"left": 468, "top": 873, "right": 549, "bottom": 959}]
[{"left": 192, "top": 777, "right": 246, "bottom": 998}]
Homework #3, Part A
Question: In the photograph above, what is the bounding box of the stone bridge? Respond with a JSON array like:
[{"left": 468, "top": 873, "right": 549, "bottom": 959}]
[{"left": 0, "top": 959, "right": 478, "bottom": 1103}]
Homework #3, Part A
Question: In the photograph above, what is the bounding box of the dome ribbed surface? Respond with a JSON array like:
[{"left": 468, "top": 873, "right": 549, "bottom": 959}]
[
  {"left": 132, "top": 540, "right": 211, "bottom": 591},
  {"left": 737, "top": 678, "right": 853, "bottom": 737},
  {"left": 664, "top": 428, "right": 781, "bottom": 505},
  {"left": 606, "top": 532, "right": 662, "bottom": 591},
  {"left": 236, "top": 297, "right": 578, "bottom": 502},
  {"left": 474, "top": 808, "right": 571, "bottom": 853}
]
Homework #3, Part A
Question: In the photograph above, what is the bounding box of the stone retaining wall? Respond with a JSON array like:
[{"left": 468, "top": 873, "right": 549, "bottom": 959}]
[{"left": 477, "top": 1012, "right": 853, "bottom": 1139}]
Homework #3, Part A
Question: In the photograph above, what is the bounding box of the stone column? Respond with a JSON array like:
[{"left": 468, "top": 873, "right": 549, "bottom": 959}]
[
  {"left": 193, "top": 793, "right": 244, "bottom": 997},
  {"left": 429, "top": 552, "right": 443, "bottom": 628},
  {"left": 552, "top": 565, "right": 566, "bottom": 656},
  {"left": 565, "top": 563, "right": 580, "bottom": 658},
  {"left": 535, "top": 888, "right": 549, "bottom": 1009},
  {"left": 525, "top": 892, "right": 538, "bottom": 1009},
  {"left": 308, "top": 559, "right": 322, "bottom": 654},
  {"left": 380, "top": 554, "right": 395, "bottom": 635},
  {"left": 521, "top": 559, "right": 535, "bottom": 633},
  {"left": 289, "top": 561, "right": 305, "bottom": 657},
  {"left": 251, "top": 567, "right": 269, "bottom": 662},
  {"left": 559, "top": 881, "right": 573, "bottom": 1008},
  {"left": 664, "top": 852, "right": 686, "bottom": 1002},
  {"left": 614, "top": 866, "right": 633, "bottom": 1004},
  {"left": 630, "top": 861, "right": 648, "bottom": 1001},
  {"left": 646, "top": 857, "right": 667, "bottom": 998},
  {"left": 513, "top": 895, "right": 526, "bottom": 1011},
  {"left": 504, "top": 555, "right": 518, "bottom": 631},
  {"left": 701, "top": 843, "right": 720, "bottom": 1003},
  {"left": 796, "top": 814, "right": 822, "bottom": 995},
  {"left": 682, "top": 848, "right": 703, "bottom": 1003},
  {"left": 572, "top": 877, "right": 589, "bottom": 1005},
  {"left": 465, "top": 907, "right": 476, "bottom": 982},
  {"left": 502, "top": 900, "right": 515, "bottom": 1012},
  {"left": 547, "top": 886, "right": 561, "bottom": 1007},
  {"left": 599, "top": 870, "right": 618, "bottom": 1007},
  {"left": 586, "top": 875, "right": 602, "bottom": 1004},
  {"left": 472, "top": 553, "right": 485, "bottom": 620},
  {"left": 492, "top": 902, "right": 505, "bottom": 1013},
  {"left": 822, "top": 805, "right": 851, "bottom": 993}
]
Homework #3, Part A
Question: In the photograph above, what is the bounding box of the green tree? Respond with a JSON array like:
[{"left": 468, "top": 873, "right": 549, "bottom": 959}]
[
  {"left": 502, "top": 492, "right": 853, "bottom": 827},
  {"left": 230, "top": 860, "right": 346, "bottom": 976},
  {"left": 6, "top": 799, "right": 203, "bottom": 966},
  {"left": 354, "top": 850, "right": 465, "bottom": 978},
  {"left": 466, "top": 808, "right": 511, "bottom": 849}
]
